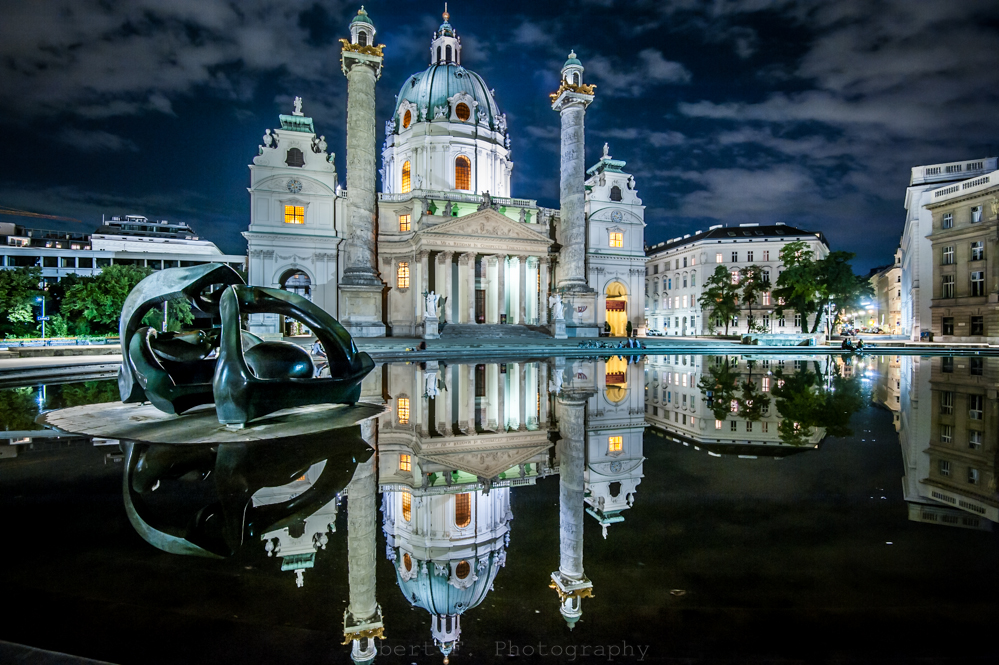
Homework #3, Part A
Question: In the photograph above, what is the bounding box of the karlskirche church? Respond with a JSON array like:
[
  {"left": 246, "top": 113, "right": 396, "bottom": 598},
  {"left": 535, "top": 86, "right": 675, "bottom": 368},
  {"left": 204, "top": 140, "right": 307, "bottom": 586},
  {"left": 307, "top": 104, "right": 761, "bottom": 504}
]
[{"left": 244, "top": 7, "right": 645, "bottom": 338}]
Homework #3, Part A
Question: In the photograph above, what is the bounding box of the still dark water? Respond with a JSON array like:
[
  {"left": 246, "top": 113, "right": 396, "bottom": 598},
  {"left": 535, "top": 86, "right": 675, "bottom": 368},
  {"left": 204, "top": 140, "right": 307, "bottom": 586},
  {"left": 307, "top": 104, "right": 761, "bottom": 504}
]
[{"left": 1, "top": 354, "right": 997, "bottom": 664}]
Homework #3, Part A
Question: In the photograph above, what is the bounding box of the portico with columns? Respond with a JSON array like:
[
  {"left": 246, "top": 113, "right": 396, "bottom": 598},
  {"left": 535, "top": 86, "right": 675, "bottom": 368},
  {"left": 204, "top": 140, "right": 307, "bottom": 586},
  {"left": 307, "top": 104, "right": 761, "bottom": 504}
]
[{"left": 380, "top": 207, "right": 552, "bottom": 336}]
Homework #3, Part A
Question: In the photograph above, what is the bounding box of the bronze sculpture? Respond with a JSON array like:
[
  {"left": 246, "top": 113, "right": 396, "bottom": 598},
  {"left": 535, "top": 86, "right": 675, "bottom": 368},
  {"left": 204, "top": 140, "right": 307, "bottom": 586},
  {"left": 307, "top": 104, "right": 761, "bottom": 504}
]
[{"left": 118, "top": 263, "right": 374, "bottom": 425}]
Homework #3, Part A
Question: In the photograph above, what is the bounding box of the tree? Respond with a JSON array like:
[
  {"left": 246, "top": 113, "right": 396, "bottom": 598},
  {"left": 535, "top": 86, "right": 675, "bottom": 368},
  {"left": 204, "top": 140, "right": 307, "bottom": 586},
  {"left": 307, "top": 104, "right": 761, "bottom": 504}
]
[
  {"left": 773, "top": 241, "right": 820, "bottom": 333},
  {"left": 771, "top": 362, "right": 864, "bottom": 445},
  {"left": 698, "top": 357, "right": 740, "bottom": 421},
  {"left": 698, "top": 265, "right": 741, "bottom": 335},
  {"left": 62, "top": 265, "right": 193, "bottom": 334},
  {"left": 0, "top": 267, "right": 42, "bottom": 337},
  {"left": 738, "top": 361, "right": 771, "bottom": 421},
  {"left": 739, "top": 265, "right": 768, "bottom": 333},
  {"left": 815, "top": 251, "right": 875, "bottom": 333}
]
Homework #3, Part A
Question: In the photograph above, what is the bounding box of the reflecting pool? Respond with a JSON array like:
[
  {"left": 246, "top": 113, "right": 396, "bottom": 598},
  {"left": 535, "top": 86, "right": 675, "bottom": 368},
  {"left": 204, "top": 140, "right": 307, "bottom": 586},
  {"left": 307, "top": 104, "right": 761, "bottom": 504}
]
[{"left": 2, "top": 354, "right": 998, "bottom": 664}]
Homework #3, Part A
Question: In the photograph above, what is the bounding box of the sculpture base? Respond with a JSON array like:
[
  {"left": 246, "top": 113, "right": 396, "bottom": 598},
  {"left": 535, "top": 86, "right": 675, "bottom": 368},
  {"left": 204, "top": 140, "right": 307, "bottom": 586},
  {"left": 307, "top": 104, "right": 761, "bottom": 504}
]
[
  {"left": 563, "top": 291, "right": 598, "bottom": 337},
  {"left": 339, "top": 283, "right": 386, "bottom": 338},
  {"left": 423, "top": 316, "right": 440, "bottom": 339},
  {"left": 37, "top": 400, "right": 388, "bottom": 445},
  {"left": 553, "top": 319, "right": 567, "bottom": 339}
]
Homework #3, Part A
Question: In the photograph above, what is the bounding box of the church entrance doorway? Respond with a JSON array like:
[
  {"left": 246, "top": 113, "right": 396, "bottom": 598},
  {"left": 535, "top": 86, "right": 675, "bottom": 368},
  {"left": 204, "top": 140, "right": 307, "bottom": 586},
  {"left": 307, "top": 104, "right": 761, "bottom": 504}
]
[
  {"left": 605, "top": 282, "right": 628, "bottom": 336},
  {"left": 280, "top": 270, "right": 312, "bottom": 336}
]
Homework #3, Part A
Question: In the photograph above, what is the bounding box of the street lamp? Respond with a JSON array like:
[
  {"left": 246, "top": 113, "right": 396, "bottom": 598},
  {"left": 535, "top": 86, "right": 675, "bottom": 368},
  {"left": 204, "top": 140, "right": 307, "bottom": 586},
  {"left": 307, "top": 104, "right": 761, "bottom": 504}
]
[{"left": 36, "top": 296, "right": 47, "bottom": 339}]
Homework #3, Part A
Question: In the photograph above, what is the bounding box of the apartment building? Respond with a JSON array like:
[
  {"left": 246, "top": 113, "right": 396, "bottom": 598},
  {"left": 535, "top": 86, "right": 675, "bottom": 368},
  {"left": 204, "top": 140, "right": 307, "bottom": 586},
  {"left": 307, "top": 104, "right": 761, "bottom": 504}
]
[{"left": 644, "top": 223, "right": 828, "bottom": 336}]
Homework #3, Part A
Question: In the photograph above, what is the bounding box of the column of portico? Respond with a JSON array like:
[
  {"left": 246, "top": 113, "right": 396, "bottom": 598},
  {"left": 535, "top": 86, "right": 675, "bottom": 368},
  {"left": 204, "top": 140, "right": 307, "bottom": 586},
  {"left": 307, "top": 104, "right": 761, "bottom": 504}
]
[
  {"left": 518, "top": 255, "right": 528, "bottom": 325},
  {"left": 462, "top": 253, "right": 477, "bottom": 325},
  {"left": 538, "top": 257, "right": 550, "bottom": 326},
  {"left": 437, "top": 252, "right": 453, "bottom": 324},
  {"left": 518, "top": 363, "right": 528, "bottom": 431},
  {"left": 467, "top": 363, "right": 476, "bottom": 434},
  {"left": 496, "top": 255, "right": 507, "bottom": 324}
]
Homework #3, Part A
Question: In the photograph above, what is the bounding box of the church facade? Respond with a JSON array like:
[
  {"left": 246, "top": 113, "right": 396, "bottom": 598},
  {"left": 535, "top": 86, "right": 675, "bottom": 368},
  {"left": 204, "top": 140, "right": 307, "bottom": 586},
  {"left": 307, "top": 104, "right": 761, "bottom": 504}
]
[{"left": 245, "top": 8, "right": 645, "bottom": 337}]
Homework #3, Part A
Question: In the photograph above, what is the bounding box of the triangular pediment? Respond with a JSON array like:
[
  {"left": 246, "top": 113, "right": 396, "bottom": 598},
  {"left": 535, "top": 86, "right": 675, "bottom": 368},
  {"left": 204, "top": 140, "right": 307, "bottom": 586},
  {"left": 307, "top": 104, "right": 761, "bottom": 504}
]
[
  {"left": 416, "top": 432, "right": 552, "bottom": 479},
  {"left": 422, "top": 209, "right": 552, "bottom": 246}
]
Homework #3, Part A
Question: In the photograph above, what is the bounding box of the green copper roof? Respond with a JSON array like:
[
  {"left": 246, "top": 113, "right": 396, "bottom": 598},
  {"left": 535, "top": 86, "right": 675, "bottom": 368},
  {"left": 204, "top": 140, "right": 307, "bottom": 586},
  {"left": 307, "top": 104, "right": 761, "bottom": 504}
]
[
  {"left": 393, "top": 63, "right": 502, "bottom": 130},
  {"left": 564, "top": 50, "right": 582, "bottom": 68},
  {"left": 279, "top": 114, "right": 315, "bottom": 134}
]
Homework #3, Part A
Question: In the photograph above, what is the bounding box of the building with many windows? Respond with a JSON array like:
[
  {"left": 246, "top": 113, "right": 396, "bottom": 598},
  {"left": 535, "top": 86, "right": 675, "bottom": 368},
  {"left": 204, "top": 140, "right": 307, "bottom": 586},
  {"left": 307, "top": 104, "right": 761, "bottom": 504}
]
[
  {"left": 925, "top": 169, "right": 999, "bottom": 343},
  {"left": 0, "top": 215, "right": 245, "bottom": 287},
  {"left": 899, "top": 157, "right": 997, "bottom": 340},
  {"left": 870, "top": 248, "right": 902, "bottom": 334},
  {"left": 644, "top": 223, "right": 828, "bottom": 336}
]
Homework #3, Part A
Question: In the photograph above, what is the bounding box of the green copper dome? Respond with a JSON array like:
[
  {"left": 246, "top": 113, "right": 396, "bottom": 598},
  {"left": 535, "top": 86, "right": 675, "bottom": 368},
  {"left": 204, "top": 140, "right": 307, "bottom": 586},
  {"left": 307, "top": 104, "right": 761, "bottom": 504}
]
[
  {"left": 564, "top": 50, "right": 582, "bottom": 68},
  {"left": 392, "top": 63, "right": 503, "bottom": 130}
]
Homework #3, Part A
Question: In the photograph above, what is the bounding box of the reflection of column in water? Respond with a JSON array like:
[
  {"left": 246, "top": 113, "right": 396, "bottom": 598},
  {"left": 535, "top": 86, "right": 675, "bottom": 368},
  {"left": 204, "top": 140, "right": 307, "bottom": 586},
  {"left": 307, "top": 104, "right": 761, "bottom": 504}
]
[
  {"left": 467, "top": 364, "right": 476, "bottom": 434},
  {"left": 343, "top": 453, "right": 384, "bottom": 661},
  {"left": 551, "top": 392, "right": 593, "bottom": 629},
  {"left": 519, "top": 363, "right": 528, "bottom": 431},
  {"left": 538, "top": 361, "right": 549, "bottom": 428},
  {"left": 497, "top": 363, "right": 507, "bottom": 432}
]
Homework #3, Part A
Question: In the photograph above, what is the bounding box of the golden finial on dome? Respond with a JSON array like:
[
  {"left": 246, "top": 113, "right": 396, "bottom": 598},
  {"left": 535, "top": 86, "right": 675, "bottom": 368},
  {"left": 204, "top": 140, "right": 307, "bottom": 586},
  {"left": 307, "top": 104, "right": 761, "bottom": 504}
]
[{"left": 443, "top": 3, "right": 449, "bottom": 22}]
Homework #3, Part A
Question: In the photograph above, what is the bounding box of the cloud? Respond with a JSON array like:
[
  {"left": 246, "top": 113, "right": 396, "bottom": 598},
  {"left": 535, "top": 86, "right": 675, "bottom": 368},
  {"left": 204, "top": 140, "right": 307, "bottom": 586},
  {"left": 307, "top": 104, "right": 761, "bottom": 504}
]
[
  {"left": 596, "top": 127, "right": 687, "bottom": 148},
  {"left": 58, "top": 129, "right": 139, "bottom": 153},
  {"left": 585, "top": 48, "right": 691, "bottom": 96}
]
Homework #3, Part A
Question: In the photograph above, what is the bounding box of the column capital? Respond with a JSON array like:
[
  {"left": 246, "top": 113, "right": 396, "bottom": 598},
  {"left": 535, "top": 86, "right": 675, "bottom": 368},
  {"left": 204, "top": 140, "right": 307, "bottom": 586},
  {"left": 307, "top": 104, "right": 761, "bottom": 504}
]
[{"left": 417, "top": 249, "right": 431, "bottom": 260}]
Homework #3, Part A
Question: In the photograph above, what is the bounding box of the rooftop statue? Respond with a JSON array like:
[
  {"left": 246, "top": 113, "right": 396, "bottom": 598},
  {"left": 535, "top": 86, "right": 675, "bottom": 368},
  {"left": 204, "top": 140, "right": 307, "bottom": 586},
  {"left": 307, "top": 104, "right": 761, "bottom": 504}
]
[{"left": 118, "top": 263, "right": 374, "bottom": 426}]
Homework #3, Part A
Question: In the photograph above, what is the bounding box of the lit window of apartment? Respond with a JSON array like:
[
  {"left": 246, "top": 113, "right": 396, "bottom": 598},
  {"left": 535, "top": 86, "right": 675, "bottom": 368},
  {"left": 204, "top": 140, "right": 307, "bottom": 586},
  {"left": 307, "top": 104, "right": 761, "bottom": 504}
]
[
  {"left": 942, "top": 246, "right": 955, "bottom": 264},
  {"left": 284, "top": 205, "right": 305, "bottom": 224},
  {"left": 397, "top": 262, "right": 410, "bottom": 289},
  {"left": 691, "top": 256, "right": 697, "bottom": 265},
  {"left": 942, "top": 274, "right": 955, "bottom": 298},
  {"left": 940, "top": 424, "right": 952, "bottom": 443},
  {"left": 941, "top": 391, "right": 954, "bottom": 414},
  {"left": 397, "top": 397, "right": 410, "bottom": 424},
  {"left": 762, "top": 377, "right": 770, "bottom": 392},
  {"left": 731, "top": 270, "right": 739, "bottom": 284},
  {"left": 682, "top": 295, "right": 688, "bottom": 308},
  {"left": 969, "top": 430, "right": 983, "bottom": 450},
  {"left": 938, "top": 460, "right": 950, "bottom": 477},
  {"left": 716, "top": 252, "right": 723, "bottom": 263},
  {"left": 969, "top": 394, "right": 984, "bottom": 420},
  {"left": 608, "top": 436, "right": 623, "bottom": 452},
  {"left": 399, "top": 214, "right": 411, "bottom": 232},
  {"left": 942, "top": 212, "right": 953, "bottom": 229},
  {"left": 730, "top": 399, "right": 738, "bottom": 413},
  {"left": 609, "top": 231, "right": 623, "bottom": 248},
  {"left": 971, "top": 271, "right": 985, "bottom": 297},
  {"left": 715, "top": 419, "right": 723, "bottom": 429},
  {"left": 762, "top": 292, "right": 770, "bottom": 305},
  {"left": 971, "top": 241, "right": 984, "bottom": 261},
  {"left": 399, "top": 454, "right": 412, "bottom": 471}
]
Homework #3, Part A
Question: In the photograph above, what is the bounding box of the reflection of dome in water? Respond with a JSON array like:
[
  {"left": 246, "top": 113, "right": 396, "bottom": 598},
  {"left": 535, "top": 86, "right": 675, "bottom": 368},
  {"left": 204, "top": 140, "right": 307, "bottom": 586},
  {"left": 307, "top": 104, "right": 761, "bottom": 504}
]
[{"left": 384, "top": 487, "right": 512, "bottom": 659}]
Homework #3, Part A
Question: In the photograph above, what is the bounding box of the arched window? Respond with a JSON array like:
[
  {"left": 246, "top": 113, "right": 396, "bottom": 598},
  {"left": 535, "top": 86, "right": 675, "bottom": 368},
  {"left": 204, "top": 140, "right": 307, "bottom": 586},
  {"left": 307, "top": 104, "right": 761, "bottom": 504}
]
[
  {"left": 690, "top": 271, "right": 696, "bottom": 287},
  {"left": 285, "top": 147, "right": 304, "bottom": 168},
  {"left": 358, "top": 31, "right": 367, "bottom": 47},
  {"left": 454, "top": 155, "right": 471, "bottom": 191},
  {"left": 402, "top": 491, "right": 412, "bottom": 522},
  {"left": 446, "top": 45, "right": 452, "bottom": 63},
  {"left": 610, "top": 185, "right": 622, "bottom": 201},
  {"left": 455, "top": 103, "right": 470, "bottom": 122},
  {"left": 401, "top": 160, "right": 411, "bottom": 193},
  {"left": 454, "top": 493, "right": 471, "bottom": 527},
  {"left": 437, "top": 46, "right": 441, "bottom": 62},
  {"left": 397, "top": 262, "right": 410, "bottom": 289},
  {"left": 572, "top": 72, "right": 579, "bottom": 86},
  {"left": 403, "top": 109, "right": 412, "bottom": 129}
]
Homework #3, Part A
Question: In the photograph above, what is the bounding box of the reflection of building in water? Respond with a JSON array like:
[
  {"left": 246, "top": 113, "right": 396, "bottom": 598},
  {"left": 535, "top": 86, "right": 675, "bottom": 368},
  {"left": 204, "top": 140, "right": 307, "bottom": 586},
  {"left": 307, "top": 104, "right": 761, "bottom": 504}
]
[
  {"left": 644, "top": 354, "right": 825, "bottom": 456},
  {"left": 899, "top": 356, "right": 998, "bottom": 530},
  {"left": 872, "top": 354, "right": 902, "bottom": 432},
  {"left": 254, "top": 461, "right": 338, "bottom": 587}
]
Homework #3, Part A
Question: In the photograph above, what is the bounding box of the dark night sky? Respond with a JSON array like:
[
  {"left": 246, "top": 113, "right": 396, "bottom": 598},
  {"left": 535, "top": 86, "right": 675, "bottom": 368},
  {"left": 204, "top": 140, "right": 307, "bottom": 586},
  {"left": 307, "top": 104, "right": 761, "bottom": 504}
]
[{"left": 1, "top": 0, "right": 997, "bottom": 272}]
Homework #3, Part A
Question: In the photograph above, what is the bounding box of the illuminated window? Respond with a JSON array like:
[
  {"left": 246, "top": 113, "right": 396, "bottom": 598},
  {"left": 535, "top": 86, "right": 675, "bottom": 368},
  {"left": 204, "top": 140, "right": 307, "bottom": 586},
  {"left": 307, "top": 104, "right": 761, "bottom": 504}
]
[
  {"left": 456, "top": 560, "right": 471, "bottom": 579},
  {"left": 401, "top": 161, "right": 411, "bottom": 193},
  {"left": 284, "top": 205, "right": 305, "bottom": 224},
  {"left": 397, "top": 262, "right": 410, "bottom": 289},
  {"left": 715, "top": 419, "right": 722, "bottom": 429},
  {"left": 608, "top": 436, "right": 623, "bottom": 452},
  {"left": 609, "top": 232, "right": 623, "bottom": 248},
  {"left": 682, "top": 295, "right": 688, "bottom": 308},
  {"left": 731, "top": 270, "right": 740, "bottom": 284},
  {"left": 691, "top": 256, "right": 696, "bottom": 265},
  {"left": 402, "top": 491, "right": 412, "bottom": 521},
  {"left": 399, "top": 453, "right": 412, "bottom": 471},
  {"left": 455, "top": 493, "right": 471, "bottom": 527},
  {"left": 455, "top": 155, "right": 471, "bottom": 190},
  {"left": 398, "top": 398, "right": 410, "bottom": 424},
  {"left": 456, "top": 103, "right": 470, "bottom": 122},
  {"left": 716, "top": 253, "right": 723, "bottom": 263},
  {"left": 403, "top": 552, "right": 412, "bottom": 571},
  {"left": 399, "top": 214, "right": 411, "bottom": 232},
  {"left": 403, "top": 109, "right": 412, "bottom": 129},
  {"left": 762, "top": 292, "right": 771, "bottom": 305},
  {"left": 730, "top": 399, "right": 738, "bottom": 413},
  {"left": 762, "top": 377, "right": 770, "bottom": 392}
]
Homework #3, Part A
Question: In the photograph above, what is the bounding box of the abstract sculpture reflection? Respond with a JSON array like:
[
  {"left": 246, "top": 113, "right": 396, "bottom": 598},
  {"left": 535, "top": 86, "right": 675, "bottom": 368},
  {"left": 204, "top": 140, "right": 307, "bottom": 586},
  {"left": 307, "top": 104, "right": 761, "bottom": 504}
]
[{"left": 118, "top": 263, "right": 374, "bottom": 425}]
